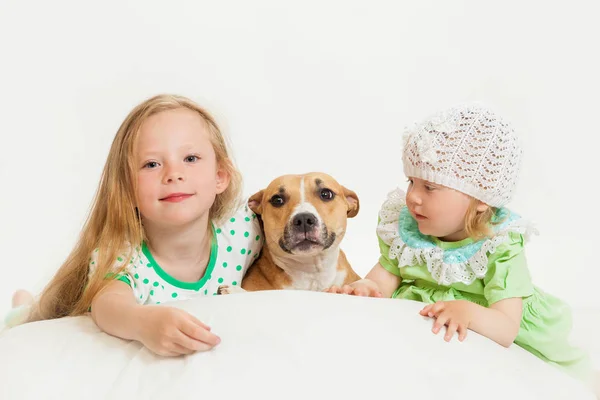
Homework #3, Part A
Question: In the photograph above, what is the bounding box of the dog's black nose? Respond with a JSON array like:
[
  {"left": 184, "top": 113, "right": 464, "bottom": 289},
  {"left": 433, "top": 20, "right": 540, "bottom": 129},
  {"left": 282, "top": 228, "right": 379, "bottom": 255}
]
[{"left": 292, "top": 212, "right": 317, "bottom": 231}]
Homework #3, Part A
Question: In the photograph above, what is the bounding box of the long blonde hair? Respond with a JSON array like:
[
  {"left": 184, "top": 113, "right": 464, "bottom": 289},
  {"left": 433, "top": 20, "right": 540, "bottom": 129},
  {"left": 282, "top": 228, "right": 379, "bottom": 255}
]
[{"left": 29, "top": 94, "right": 242, "bottom": 322}]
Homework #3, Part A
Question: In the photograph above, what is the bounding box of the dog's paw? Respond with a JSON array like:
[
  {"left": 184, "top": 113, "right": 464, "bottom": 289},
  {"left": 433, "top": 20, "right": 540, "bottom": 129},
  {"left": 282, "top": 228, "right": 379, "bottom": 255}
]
[
  {"left": 217, "top": 285, "right": 245, "bottom": 295},
  {"left": 217, "top": 285, "right": 231, "bottom": 295}
]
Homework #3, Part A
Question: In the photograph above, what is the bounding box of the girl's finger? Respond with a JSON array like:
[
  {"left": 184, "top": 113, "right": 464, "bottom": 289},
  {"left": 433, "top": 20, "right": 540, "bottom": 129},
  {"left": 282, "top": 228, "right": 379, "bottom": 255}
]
[
  {"left": 342, "top": 285, "right": 354, "bottom": 294},
  {"left": 419, "top": 304, "right": 433, "bottom": 315},
  {"left": 457, "top": 324, "right": 468, "bottom": 342},
  {"left": 180, "top": 318, "right": 221, "bottom": 347},
  {"left": 184, "top": 312, "right": 212, "bottom": 331},
  {"left": 430, "top": 301, "right": 446, "bottom": 316},
  {"left": 445, "top": 322, "right": 458, "bottom": 342},
  {"left": 171, "top": 341, "right": 196, "bottom": 355},
  {"left": 432, "top": 312, "right": 449, "bottom": 334},
  {"left": 175, "top": 331, "right": 215, "bottom": 353}
]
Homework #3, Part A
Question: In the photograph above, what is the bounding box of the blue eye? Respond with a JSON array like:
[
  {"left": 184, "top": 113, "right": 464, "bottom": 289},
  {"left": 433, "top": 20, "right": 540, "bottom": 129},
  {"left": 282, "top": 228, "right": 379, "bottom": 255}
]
[
  {"left": 144, "top": 161, "right": 159, "bottom": 169},
  {"left": 185, "top": 155, "right": 199, "bottom": 162}
]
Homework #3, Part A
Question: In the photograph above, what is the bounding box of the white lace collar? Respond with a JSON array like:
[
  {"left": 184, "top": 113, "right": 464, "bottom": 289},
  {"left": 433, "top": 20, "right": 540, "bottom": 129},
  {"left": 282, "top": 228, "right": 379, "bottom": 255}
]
[{"left": 376, "top": 188, "right": 538, "bottom": 286}]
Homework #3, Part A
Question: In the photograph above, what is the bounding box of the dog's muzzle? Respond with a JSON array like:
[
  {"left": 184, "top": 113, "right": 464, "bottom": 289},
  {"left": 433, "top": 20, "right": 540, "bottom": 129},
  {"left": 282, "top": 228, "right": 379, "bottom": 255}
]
[{"left": 278, "top": 212, "right": 336, "bottom": 253}]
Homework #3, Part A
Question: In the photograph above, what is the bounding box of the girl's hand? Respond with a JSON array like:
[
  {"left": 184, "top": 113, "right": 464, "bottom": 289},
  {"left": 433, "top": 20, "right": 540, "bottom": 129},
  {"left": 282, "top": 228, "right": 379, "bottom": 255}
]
[
  {"left": 136, "top": 306, "right": 221, "bottom": 357},
  {"left": 324, "top": 280, "right": 383, "bottom": 297},
  {"left": 419, "top": 300, "right": 475, "bottom": 342}
]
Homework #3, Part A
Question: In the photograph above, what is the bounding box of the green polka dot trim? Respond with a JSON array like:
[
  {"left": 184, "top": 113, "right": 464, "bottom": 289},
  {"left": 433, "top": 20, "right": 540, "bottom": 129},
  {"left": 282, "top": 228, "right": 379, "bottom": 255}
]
[
  {"left": 240, "top": 248, "right": 246, "bottom": 255},
  {"left": 153, "top": 281, "right": 159, "bottom": 287},
  {"left": 134, "top": 273, "right": 139, "bottom": 279},
  {"left": 227, "top": 246, "right": 232, "bottom": 252},
  {"left": 236, "top": 265, "right": 242, "bottom": 271},
  {"left": 143, "top": 278, "right": 149, "bottom": 284},
  {"left": 230, "top": 230, "right": 235, "bottom": 235},
  {"left": 222, "top": 262, "right": 228, "bottom": 268},
  {"left": 244, "top": 231, "right": 249, "bottom": 238},
  {"left": 150, "top": 290, "right": 154, "bottom": 296},
  {"left": 232, "top": 281, "right": 238, "bottom": 286},
  {"left": 245, "top": 217, "right": 250, "bottom": 222},
  {"left": 255, "top": 235, "right": 260, "bottom": 241},
  {"left": 218, "top": 277, "right": 224, "bottom": 283},
  {"left": 230, "top": 217, "right": 236, "bottom": 223},
  {"left": 171, "top": 293, "right": 178, "bottom": 298},
  {"left": 216, "top": 228, "right": 222, "bottom": 234}
]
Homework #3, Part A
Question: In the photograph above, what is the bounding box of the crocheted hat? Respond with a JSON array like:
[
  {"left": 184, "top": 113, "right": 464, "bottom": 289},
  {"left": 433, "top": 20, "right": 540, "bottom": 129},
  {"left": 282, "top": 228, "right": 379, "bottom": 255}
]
[{"left": 402, "top": 103, "right": 523, "bottom": 208}]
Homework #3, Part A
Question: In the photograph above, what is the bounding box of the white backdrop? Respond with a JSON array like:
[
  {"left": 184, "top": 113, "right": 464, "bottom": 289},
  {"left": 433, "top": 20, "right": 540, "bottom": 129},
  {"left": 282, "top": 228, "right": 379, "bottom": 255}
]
[{"left": 0, "top": 0, "right": 598, "bottom": 321}]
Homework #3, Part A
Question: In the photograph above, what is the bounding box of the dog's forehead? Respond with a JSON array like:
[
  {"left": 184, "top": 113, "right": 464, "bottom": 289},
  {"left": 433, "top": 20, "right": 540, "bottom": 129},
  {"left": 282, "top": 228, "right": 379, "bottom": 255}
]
[
  {"left": 305, "top": 175, "right": 341, "bottom": 191},
  {"left": 264, "top": 173, "right": 340, "bottom": 197}
]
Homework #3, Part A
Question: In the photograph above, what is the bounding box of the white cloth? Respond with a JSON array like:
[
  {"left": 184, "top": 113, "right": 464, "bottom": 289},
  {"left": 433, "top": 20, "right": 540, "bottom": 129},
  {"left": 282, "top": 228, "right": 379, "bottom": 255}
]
[{"left": 0, "top": 291, "right": 595, "bottom": 399}]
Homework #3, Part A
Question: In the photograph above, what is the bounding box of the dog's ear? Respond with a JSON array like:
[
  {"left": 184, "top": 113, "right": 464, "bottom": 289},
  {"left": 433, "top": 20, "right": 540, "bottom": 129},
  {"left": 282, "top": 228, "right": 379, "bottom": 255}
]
[
  {"left": 341, "top": 186, "right": 359, "bottom": 218},
  {"left": 248, "top": 190, "right": 265, "bottom": 215}
]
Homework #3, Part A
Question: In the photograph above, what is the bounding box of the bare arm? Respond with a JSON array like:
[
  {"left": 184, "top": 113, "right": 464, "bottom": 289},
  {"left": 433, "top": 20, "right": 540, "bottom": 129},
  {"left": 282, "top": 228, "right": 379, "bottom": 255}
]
[
  {"left": 469, "top": 297, "right": 523, "bottom": 347},
  {"left": 360, "top": 262, "right": 402, "bottom": 298},
  {"left": 90, "top": 280, "right": 221, "bottom": 356},
  {"left": 90, "top": 280, "right": 144, "bottom": 341},
  {"left": 326, "top": 262, "right": 402, "bottom": 298}
]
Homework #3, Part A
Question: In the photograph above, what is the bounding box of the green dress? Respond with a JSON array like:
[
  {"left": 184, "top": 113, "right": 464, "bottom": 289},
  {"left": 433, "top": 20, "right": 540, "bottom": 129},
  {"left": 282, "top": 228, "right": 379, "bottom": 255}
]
[{"left": 377, "top": 188, "right": 591, "bottom": 381}]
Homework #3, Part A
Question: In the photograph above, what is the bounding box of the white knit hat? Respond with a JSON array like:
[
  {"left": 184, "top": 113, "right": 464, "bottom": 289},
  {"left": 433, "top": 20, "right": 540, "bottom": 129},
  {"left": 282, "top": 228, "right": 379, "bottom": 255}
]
[{"left": 402, "top": 103, "right": 523, "bottom": 208}]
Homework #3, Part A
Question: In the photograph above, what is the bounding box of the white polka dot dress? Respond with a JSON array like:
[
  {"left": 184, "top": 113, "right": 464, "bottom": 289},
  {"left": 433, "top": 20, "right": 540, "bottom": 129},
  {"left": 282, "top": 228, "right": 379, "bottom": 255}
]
[{"left": 88, "top": 201, "right": 263, "bottom": 304}]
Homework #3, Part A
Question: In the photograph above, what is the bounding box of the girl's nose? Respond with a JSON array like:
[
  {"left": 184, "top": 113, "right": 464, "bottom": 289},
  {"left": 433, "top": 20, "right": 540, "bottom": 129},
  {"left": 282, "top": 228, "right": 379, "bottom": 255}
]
[
  {"left": 406, "top": 188, "right": 422, "bottom": 206},
  {"left": 163, "top": 166, "right": 184, "bottom": 184}
]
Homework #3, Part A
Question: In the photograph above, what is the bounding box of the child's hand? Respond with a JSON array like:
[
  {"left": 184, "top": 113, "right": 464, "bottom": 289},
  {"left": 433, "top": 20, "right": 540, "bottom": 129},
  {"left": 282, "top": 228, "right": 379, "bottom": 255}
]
[
  {"left": 323, "top": 280, "right": 383, "bottom": 297},
  {"left": 419, "top": 300, "right": 474, "bottom": 342},
  {"left": 136, "top": 306, "right": 221, "bottom": 357}
]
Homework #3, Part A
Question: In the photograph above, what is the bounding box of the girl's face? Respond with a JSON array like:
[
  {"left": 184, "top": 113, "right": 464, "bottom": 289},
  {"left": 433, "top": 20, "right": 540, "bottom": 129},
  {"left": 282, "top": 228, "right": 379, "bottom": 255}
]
[
  {"left": 135, "top": 108, "right": 229, "bottom": 229},
  {"left": 405, "top": 177, "right": 485, "bottom": 242}
]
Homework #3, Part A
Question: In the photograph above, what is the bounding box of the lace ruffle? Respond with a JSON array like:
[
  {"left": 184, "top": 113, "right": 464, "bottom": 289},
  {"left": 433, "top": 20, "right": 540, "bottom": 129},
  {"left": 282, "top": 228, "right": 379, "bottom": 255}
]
[{"left": 376, "top": 188, "right": 538, "bottom": 285}]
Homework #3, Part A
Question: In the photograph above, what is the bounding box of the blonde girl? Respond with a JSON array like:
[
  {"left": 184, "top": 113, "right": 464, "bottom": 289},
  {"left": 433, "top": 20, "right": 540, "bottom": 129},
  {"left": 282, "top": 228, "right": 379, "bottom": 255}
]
[{"left": 7, "top": 94, "right": 263, "bottom": 357}]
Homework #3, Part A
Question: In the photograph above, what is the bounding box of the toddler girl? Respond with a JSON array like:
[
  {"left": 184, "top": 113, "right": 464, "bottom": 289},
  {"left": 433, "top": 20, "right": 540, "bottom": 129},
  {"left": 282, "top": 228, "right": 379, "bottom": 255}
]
[{"left": 326, "top": 103, "right": 593, "bottom": 387}]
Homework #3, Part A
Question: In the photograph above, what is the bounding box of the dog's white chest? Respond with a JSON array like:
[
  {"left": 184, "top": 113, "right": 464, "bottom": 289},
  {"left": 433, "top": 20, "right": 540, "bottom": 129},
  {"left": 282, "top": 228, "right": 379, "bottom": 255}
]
[
  {"left": 288, "top": 269, "right": 345, "bottom": 291},
  {"left": 274, "top": 251, "right": 346, "bottom": 291}
]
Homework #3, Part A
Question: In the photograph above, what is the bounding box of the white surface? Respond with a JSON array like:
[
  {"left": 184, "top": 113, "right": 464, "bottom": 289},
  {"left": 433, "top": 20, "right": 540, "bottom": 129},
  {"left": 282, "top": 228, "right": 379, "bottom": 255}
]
[
  {"left": 0, "top": 291, "right": 595, "bottom": 399},
  {"left": 1, "top": 0, "right": 599, "bottom": 315}
]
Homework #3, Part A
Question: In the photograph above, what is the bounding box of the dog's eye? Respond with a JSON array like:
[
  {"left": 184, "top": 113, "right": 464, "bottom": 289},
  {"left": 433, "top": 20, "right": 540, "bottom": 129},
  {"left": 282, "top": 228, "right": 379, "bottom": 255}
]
[
  {"left": 320, "top": 189, "right": 335, "bottom": 201},
  {"left": 270, "top": 195, "right": 285, "bottom": 207}
]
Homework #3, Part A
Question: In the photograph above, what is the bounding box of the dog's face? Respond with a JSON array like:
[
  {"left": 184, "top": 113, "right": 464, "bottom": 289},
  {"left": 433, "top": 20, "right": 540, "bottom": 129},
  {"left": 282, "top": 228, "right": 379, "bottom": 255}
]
[{"left": 248, "top": 172, "right": 359, "bottom": 257}]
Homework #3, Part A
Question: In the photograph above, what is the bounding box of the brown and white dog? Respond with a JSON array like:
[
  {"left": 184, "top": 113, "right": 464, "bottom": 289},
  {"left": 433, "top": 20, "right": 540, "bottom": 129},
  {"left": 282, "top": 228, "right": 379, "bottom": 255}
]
[{"left": 218, "top": 172, "right": 361, "bottom": 294}]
